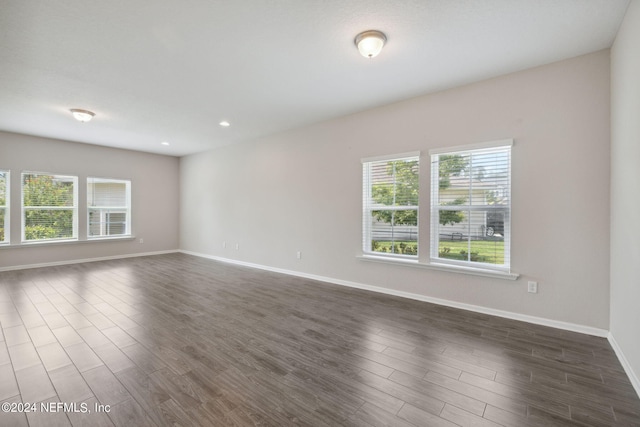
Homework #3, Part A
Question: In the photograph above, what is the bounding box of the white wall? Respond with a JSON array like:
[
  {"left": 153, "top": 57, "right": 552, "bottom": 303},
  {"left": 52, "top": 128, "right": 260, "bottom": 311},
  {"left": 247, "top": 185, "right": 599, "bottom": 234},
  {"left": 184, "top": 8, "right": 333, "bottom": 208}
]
[
  {"left": 0, "top": 131, "right": 179, "bottom": 268},
  {"left": 610, "top": 0, "right": 640, "bottom": 392},
  {"left": 181, "top": 50, "right": 611, "bottom": 330}
]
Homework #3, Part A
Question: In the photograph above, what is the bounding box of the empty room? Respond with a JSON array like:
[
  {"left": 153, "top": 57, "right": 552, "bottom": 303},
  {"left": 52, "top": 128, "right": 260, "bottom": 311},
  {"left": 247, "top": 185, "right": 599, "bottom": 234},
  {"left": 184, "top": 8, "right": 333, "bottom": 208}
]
[{"left": 1, "top": 1, "right": 640, "bottom": 426}]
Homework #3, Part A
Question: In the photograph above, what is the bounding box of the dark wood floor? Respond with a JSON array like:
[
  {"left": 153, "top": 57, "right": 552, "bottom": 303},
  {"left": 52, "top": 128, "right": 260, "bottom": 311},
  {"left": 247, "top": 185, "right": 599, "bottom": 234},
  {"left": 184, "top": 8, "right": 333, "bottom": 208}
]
[{"left": 0, "top": 253, "right": 639, "bottom": 426}]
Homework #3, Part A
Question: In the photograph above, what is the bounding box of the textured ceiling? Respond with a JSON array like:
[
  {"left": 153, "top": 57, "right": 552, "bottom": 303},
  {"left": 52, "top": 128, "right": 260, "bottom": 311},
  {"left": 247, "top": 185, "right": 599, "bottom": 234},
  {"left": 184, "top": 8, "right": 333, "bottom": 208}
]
[{"left": 0, "top": 0, "right": 630, "bottom": 156}]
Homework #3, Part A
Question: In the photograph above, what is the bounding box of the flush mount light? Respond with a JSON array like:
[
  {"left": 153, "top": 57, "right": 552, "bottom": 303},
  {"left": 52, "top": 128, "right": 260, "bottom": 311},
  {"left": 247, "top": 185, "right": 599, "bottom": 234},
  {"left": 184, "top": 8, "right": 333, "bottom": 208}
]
[
  {"left": 161, "top": 141, "right": 170, "bottom": 146},
  {"left": 70, "top": 108, "right": 95, "bottom": 122},
  {"left": 354, "top": 30, "right": 387, "bottom": 58},
  {"left": 219, "top": 120, "right": 230, "bottom": 127}
]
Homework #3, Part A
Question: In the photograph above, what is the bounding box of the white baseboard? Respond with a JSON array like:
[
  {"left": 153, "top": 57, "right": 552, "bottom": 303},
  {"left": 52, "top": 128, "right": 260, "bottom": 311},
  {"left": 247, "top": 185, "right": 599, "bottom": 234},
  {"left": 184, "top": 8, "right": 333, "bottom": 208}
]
[
  {"left": 608, "top": 332, "right": 640, "bottom": 399},
  {"left": 0, "top": 250, "right": 179, "bottom": 272},
  {"left": 180, "top": 250, "right": 609, "bottom": 338}
]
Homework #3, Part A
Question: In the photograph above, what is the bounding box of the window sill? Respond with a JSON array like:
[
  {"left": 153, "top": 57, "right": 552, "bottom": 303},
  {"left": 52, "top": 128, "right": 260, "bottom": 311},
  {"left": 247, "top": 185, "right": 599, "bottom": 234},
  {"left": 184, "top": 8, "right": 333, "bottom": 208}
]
[
  {"left": 0, "top": 236, "right": 136, "bottom": 249},
  {"left": 357, "top": 254, "right": 519, "bottom": 280},
  {"left": 87, "top": 235, "right": 136, "bottom": 242}
]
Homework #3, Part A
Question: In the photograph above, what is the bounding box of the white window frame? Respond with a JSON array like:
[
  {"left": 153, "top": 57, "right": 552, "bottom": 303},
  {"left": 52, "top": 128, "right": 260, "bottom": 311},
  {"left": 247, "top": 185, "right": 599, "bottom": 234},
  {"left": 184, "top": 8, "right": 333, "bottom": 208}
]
[
  {"left": 0, "top": 170, "right": 9, "bottom": 245},
  {"left": 362, "top": 152, "right": 420, "bottom": 260},
  {"left": 87, "top": 177, "right": 132, "bottom": 239},
  {"left": 21, "top": 172, "right": 79, "bottom": 243},
  {"left": 430, "top": 139, "right": 512, "bottom": 272}
]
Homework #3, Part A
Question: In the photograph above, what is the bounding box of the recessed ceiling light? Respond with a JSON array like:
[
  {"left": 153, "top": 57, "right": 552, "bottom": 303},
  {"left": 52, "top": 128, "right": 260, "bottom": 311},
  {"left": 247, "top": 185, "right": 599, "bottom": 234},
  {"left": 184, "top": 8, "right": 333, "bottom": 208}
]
[
  {"left": 161, "top": 141, "right": 170, "bottom": 146},
  {"left": 219, "top": 121, "right": 230, "bottom": 127},
  {"left": 70, "top": 108, "right": 95, "bottom": 122}
]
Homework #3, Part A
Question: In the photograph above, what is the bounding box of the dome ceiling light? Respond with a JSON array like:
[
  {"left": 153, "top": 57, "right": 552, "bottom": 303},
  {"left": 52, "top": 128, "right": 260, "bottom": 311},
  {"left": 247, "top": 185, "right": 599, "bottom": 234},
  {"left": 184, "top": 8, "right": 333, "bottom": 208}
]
[
  {"left": 354, "top": 30, "right": 387, "bottom": 58},
  {"left": 70, "top": 109, "right": 95, "bottom": 122}
]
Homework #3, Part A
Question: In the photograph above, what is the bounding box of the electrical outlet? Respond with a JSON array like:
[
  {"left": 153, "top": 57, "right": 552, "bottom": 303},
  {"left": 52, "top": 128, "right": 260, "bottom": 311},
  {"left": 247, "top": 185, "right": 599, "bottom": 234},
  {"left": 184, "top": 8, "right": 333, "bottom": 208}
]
[
  {"left": 296, "top": 251, "right": 301, "bottom": 259},
  {"left": 528, "top": 281, "right": 538, "bottom": 293},
  {"left": 235, "top": 243, "right": 239, "bottom": 250}
]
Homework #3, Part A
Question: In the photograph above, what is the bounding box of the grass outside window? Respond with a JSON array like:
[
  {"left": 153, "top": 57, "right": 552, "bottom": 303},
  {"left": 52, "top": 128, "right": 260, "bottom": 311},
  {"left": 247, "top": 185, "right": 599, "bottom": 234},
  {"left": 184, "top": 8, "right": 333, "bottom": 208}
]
[{"left": 438, "top": 240, "right": 504, "bottom": 264}]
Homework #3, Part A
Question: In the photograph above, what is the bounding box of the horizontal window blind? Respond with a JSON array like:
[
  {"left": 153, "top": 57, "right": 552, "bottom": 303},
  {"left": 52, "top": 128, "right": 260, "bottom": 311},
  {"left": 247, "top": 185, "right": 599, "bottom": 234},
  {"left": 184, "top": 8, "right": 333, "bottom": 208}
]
[
  {"left": 363, "top": 154, "right": 419, "bottom": 258},
  {"left": 22, "top": 172, "right": 78, "bottom": 242},
  {"left": 87, "top": 177, "right": 131, "bottom": 237},
  {"left": 0, "top": 170, "right": 8, "bottom": 244},
  {"left": 431, "top": 142, "right": 511, "bottom": 271}
]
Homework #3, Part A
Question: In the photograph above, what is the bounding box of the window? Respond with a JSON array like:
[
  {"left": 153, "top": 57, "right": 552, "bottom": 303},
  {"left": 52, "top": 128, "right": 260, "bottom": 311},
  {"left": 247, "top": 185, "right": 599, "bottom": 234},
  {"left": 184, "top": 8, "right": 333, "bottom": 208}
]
[
  {"left": 87, "top": 177, "right": 131, "bottom": 238},
  {"left": 430, "top": 140, "right": 512, "bottom": 271},
  {"left": 0, "top": 170, "right": 8, "bottom": 244},
  {"left": 363, "top": 152, "right": 420, "bottom": 258},
  {"left": 22, "top": 172, "right": 78, "bottom": 242}
]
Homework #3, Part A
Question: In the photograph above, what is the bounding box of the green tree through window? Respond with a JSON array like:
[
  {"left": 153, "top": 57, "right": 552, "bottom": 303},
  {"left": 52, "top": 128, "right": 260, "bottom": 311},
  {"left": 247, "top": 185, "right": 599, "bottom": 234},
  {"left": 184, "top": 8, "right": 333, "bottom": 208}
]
[
  {"left": 371, "top": 160, "right": 419, "bottom": 225},
  {"left": 370, "top": 155, "right": 469, "bottom": 227},
  {"left": 363, "top": 154, "right": 419, "bottom": 256},
  {"left": 430, "top": 141, "right": 512, "bottom": 269},
  {"left": 436, "top": 155, "right": 468, "bottom": 226},
  {"left": 22, "top": 173, "right": 76, "bottom": 241}
]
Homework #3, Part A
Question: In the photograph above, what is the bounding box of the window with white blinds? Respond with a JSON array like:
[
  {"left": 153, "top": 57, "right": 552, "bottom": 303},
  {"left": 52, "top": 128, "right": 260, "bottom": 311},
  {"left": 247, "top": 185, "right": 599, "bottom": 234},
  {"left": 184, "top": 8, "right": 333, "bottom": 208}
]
[
  {"left": 362, "top": 152, "right": 420, "bottom": 258},
  {"left": 430, "top": 140, "right": 512, "bottom": 271},
  {"left": 0, "top": 170, "right": 8, "bottom": 244},
  {"left": 87, "top": 177, "right": 131, "bottom": 238},
  {"left": 22, "top": 172, "right": 78, "bottom": 242}
]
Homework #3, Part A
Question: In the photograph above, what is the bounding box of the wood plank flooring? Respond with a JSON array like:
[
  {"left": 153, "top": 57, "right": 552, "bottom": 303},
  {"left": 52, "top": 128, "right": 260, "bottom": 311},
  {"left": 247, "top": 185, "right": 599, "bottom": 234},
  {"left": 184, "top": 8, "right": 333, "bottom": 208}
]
[{"left": 0, "top": 253, "right": 638, "bottom": 426}]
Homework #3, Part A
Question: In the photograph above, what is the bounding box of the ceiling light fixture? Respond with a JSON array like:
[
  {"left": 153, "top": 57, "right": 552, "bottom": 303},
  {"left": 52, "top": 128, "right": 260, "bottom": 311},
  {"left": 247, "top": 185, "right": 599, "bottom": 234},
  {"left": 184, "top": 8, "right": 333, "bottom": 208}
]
[
  {"left": 161, "top": 141, "right": 170, "bottom": 146},
  {"left": 219, "top": 121, "right": 230, "bottom": 127},
  {"left": 70, "top": 109, "right": 95, "bottom": 122},
  {"left": 354, "top": 30, "right": 387, "bottom": 58}
]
